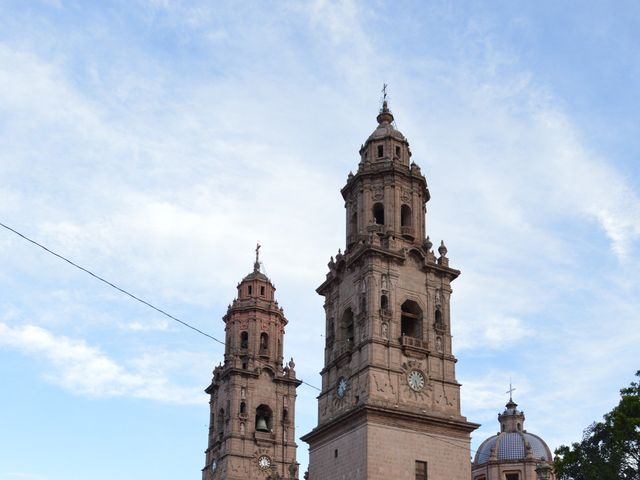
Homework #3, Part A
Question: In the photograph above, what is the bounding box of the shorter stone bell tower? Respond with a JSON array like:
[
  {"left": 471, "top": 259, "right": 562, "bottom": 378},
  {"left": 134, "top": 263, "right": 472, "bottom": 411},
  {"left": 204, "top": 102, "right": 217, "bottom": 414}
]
[{"left": 203, "top": 247, "right": 301, "bottom": 480}]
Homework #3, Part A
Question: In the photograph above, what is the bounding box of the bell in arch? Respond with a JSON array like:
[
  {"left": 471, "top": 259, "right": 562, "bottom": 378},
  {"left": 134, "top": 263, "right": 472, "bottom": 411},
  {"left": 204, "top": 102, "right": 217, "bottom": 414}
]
[{"left": 256, "top": 415, "right": 269, "bottom": 432}]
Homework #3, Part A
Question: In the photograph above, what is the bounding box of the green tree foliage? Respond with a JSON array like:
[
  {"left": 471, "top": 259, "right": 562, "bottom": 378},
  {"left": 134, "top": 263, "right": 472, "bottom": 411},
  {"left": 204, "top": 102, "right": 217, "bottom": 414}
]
[{"left": 554, "top": 371, "right": 639, "bottom": 480}]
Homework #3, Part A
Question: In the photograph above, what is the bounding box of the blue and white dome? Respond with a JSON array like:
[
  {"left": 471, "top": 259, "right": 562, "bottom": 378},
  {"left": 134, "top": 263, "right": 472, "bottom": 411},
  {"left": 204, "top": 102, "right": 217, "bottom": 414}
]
[
  {"left": 473, "top": 399, "right": 553, "bottom": 466},
  {"left": 474, "top": 431, "right": 552, "bottom": 464}
]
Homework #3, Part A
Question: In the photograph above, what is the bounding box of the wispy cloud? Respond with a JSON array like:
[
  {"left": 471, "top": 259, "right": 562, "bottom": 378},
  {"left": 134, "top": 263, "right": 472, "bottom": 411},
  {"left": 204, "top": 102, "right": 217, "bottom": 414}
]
[
  {"left": 0, "top": 322, "right": 203, "bottom": 404},
  {"left": 0, "top": 2, "right": 639, "bottom": 476}
]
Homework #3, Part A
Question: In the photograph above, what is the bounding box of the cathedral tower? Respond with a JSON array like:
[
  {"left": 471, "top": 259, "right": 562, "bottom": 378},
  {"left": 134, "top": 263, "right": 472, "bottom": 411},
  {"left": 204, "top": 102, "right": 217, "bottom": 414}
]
[
  {"left": 301, "top": 101, "right": 478, "bottom": 479},
  {"left": 203, "top": 248, "right": 301, "bottom": 480}
]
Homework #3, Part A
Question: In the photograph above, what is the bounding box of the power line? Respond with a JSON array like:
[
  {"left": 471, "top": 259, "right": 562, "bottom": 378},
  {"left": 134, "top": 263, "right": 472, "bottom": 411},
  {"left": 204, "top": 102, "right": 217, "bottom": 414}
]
[
  {"left": 2, "top": 221, "right": 490, "bottom": 454},
  {"left": 0, "top": 219, "right": 488, "bottom": 452},
  {"left": 0, "top": 221, "right": 224, "bottom": 346},
  {"left": 0, "top": 220, "right": 321, "bottom": 391}
]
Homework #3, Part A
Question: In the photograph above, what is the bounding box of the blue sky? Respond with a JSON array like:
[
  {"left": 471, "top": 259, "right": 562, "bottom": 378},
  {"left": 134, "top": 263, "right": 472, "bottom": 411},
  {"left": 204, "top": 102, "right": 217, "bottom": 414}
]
[{"left": 1, "top": 1, "right": 639, "bottom": 479}]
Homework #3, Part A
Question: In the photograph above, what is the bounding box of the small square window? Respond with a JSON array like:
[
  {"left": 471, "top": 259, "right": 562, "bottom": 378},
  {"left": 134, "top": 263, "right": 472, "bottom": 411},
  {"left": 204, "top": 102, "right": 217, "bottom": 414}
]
[{"left": 505, "top": 474, "right": 519, "bottom": 480}]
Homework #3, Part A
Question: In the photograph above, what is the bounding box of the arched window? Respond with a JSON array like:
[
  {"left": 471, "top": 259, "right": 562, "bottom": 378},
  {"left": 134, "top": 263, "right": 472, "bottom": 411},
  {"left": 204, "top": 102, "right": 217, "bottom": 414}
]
[
  {"left": 255, "top": 404, "right": 272, "bottom": 432},
  {"left": 217, "top": 408, "right": 225, "bottom": 440},
  {"left": 373, "top": 203, "right": 385, "bottom": 225},
  {"left": 282, "top": 406, "right": 289, "bottom": 423},
  {"left": 327, "top": 318, "right": 335, "bottom": 343},
  {"left": 240, "top": 331, "right": 249, "bottom": 349},
  {"left": 401, "top": 300, "right": 423, "bottom": 339},
  {"left": 350, "top": 211, "right": 358, "bottom": 237},
  {"left": 342, "top": 308, "right": 354, "bottom": 344},
  {"left": 260, "top": 332, "right": 269, "bottom": 355},
  {"left": 209, "top": 411, "right": 215, "bottom": 433},
  {"left": 240, "top": 401, "right": 246, "bottom": 415},
  {"left": 401, "top": 204, "right": 412, "bottom": 227}
]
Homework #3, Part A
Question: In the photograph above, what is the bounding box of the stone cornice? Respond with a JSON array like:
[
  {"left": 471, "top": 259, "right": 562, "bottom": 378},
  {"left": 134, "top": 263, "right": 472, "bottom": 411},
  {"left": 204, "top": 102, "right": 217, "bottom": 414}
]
[
  {"left": 317, "top": 245, "right": 460, "bottom": 295},
  {"left": 301, "top": 403, "right": 479, "bottom": 446}
]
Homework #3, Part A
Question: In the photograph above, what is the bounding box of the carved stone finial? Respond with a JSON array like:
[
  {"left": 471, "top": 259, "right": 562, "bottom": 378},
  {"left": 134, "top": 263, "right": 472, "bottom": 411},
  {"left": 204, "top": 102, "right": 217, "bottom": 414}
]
[
  {"left": 438, "top": 240, "right": 448, "bottom": 257},
  {"left": 424, "top": 236, "right": 433, "bottom": 251},
  {"left": 289, "top": 357, "right": 296, "bottom": 370},
  {"left": 535, "top": 462, "right": 553, "bottom": 480}
]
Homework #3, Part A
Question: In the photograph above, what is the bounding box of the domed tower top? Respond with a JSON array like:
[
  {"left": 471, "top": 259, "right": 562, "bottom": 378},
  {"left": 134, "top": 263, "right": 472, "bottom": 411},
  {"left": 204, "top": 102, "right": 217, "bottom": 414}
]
[
  {"left": 235, "top": 243, "right": 275, "bottom": 302},
  {"left": 341, "top": 91, "right": 430, "bottom": 251},
  {"left": 358, "top": 96, "right": 413, "bottom": 168}
]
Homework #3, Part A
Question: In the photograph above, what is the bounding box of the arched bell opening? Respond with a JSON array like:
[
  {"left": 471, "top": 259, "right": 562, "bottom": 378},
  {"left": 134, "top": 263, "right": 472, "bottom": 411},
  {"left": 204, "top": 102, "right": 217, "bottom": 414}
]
[
  {"left": 240, "top": 331, "right": 249, "bottom": 350},
  {"left": 400, "top": 300, "right": 423, "bottom": 339},
  {"left": 255, "top": 404, "right": 273, "bottom": 433},
  {"left": 401, "top": 204, "right": 412, "bottom": 227},
  {"left": 259, "top": 332, "right": 269, "bottom": 356},
  {"left": 341, "top": 308, "right": 354, "bottom": 345},
  {"left": 373, "top": 202, "right": 385, "bottom": 225}
]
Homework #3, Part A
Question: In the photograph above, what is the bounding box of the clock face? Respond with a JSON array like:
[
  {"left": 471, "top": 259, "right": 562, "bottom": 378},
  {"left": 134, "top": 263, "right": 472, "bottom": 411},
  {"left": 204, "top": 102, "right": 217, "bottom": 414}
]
[
  {"left": 407, "top": 370, "right": 425, "bottom": 391},
  {"left": 257, "top": 455, "right": 271, "bottom": 470},
  {"left": 336, "top": 377, "right": 348, "bottom": 398}
]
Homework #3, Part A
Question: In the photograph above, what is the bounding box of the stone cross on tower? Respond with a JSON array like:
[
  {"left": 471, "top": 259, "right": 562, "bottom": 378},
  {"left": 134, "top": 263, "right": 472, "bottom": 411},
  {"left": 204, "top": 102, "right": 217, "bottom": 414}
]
[{"left": 254, "top": 242, "right": 261, "bottom": 272}]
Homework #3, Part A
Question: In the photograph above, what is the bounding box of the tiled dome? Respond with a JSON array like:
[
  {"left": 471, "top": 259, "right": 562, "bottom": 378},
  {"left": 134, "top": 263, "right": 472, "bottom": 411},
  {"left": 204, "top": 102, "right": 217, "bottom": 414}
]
[
  {"left": 474, "top": 431, "right": 552, "bottom": 464},
  {"left": 473, "top": 398, "right": 553, "bottom": 466}
]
